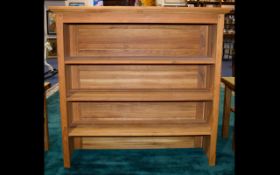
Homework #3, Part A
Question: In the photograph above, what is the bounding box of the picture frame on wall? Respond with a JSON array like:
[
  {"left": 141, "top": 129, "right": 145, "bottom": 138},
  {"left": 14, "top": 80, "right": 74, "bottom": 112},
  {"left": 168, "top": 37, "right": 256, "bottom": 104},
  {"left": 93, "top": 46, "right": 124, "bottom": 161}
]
[
  {"left": 46, "top": 38, "right": 57, "bottom": 58},
  {"left": 47, "top": 10, "right": 56, "bottom": 35}
]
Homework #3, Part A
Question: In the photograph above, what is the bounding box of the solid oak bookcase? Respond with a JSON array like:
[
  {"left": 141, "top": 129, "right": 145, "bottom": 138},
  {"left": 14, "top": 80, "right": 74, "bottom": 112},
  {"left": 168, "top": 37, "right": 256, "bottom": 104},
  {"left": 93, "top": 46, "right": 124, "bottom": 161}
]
[{"left": 49, "top": 6, "right": 230, "bottom": 168}]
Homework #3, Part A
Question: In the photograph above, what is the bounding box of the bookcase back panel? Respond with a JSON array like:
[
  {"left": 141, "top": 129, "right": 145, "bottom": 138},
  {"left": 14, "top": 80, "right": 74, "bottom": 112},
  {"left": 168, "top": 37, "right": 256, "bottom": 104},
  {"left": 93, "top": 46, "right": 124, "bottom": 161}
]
[
  {"left": 67, "top": 24, "right": 209, "bottom": 57},
  {"left": 67, "top": 65, "right": 209, "bottom": 90},
  {"left": 70, "top": 101, "right": 207, "bottom": 125}
]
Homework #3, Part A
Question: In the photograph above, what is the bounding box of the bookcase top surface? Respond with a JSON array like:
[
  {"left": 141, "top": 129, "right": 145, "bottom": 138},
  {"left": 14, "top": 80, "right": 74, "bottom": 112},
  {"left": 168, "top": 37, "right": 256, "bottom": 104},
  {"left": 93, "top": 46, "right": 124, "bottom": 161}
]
[{"left": 49, "top": 6, "right": 231, "bottom": 14}]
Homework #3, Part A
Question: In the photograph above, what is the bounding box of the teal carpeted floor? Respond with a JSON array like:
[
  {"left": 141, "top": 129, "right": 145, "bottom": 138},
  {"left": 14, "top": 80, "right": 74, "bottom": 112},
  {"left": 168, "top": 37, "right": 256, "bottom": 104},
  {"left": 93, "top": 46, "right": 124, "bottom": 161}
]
[{"left": 45, "top": 87, "right": 235, "bottom": 175}]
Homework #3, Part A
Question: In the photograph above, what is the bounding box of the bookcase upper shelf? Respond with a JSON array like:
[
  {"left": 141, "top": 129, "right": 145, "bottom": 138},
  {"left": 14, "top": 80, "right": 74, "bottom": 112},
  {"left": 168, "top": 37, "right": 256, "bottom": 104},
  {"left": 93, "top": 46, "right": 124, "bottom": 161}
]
[{"left": 49, "top": 6, "right": 232, "bottom": 14}]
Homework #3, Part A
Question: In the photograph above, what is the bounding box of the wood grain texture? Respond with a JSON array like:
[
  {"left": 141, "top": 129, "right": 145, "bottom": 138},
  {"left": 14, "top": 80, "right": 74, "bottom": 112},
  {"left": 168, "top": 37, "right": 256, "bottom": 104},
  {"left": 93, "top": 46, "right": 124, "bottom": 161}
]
[
  {"left": 68, "top": 122, "right": 211, "bottom": 136},
  {"left": 80, "top": 136, "right": 203, "bottom": 149},
  {"left": 69, "top": 25, "right": 78, "bottom": 57},
  {"left": 72, "top": 24, "right": 208, "bottom": 57},
  {"left": 67, "top": 90, "right": 213, "bottom": 101},
  {"left": 69, "top": 65, "right": 208, "bottom": 90},
  {"left": 64, "top": 56, "right": 215, "bottom": 64},
  {"left": 63, "top": 24, "right": 70, "bottom": 57},
  {"left": 51, "top": 6, "right": 229, "bottom": 167},
  {"left": 69, "top": 102, "right": 208, "bottom": 125},
  {"left": 60, "top": 12, "right": 218, "bottom": 24},
  {"left": 206, "top": 14, "right": 225, "bottom": 166},
  {"left": 49, "top": 6, "right": 232, "bottom": 14},
  {"left": 48, "top": 7, "right": 231, "bottom": 24},
  {"left": 56, "top": 14, "right": 72, "bottom": 168},
  {"left": 73, "top": 137, "right": 82, "bottom": 149}
]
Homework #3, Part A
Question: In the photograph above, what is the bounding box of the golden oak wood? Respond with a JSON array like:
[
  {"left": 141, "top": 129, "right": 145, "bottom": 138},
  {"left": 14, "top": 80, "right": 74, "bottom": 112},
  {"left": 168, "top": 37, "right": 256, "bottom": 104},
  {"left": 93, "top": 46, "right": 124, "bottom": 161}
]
[
  {"left": 49, "top": 6, "right": 232, "bottom": 24},
  {"left": 56, "top": 14, "right": 73, "bottom": 168},
  {"left": 205, "top": 14, "right": 225, "bottom": 166},
  {"left": 49, "top": 6, "right": 231, "bottom": 13},
  {"left": 67, "top": 90, "right": 213, "bottom": 101},
  {"left": 70, "top": 24, "right": 208, "bottom": 57},
  {"left": 68, "top": 122, "right": 211, "bottom": 136},
  {"left": 81, "top": 136, "right": 202, "bottom": 149},
  {"left": 69, "top": 102, "right": 206, "bottom": 125},
  {"left": 71, "top": 65, "right": 209, "bottom": 90},
  {"left": 64, "top": 56, "right": 215, "bottom": 64},
  {"left": 50, "top": 6, "right": 230, "bottom": 168}
]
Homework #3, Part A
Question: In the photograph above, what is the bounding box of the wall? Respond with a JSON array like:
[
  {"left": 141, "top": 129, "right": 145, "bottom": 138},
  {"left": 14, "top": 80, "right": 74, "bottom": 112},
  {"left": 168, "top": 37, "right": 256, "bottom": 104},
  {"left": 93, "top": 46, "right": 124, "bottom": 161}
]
[
  {"left": 44, "top": 1, "right": 65, "bottom": 59},
  {"left": 44, "top": 1, "right": 65, "bottom": 38}
]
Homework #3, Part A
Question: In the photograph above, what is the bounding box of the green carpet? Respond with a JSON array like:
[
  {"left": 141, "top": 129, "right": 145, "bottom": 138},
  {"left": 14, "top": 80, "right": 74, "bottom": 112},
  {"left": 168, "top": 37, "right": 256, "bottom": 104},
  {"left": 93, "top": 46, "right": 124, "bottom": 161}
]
[{"left": 45, "top": 88, "right": 235, "bottom": 175}]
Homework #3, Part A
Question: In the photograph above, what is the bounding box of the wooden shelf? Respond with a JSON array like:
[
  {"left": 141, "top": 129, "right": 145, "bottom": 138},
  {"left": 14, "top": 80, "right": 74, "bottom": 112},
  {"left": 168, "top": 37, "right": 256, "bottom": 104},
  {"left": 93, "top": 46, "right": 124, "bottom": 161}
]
[
  {"left": 67, "top": 90, "right": 213, "bottom": 102},
  {"left": 68, "top": 122, "right": 211, "bottom": 136},
  {"left": 64, "top": 56, "right": 215, "bottom": 65}
]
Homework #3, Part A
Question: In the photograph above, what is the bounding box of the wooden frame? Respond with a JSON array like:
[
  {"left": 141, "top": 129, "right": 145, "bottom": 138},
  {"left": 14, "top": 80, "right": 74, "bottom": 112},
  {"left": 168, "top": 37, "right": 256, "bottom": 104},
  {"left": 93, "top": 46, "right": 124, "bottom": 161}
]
[{"left": 49, "top": 6, "right": 231, "bottom": 168}]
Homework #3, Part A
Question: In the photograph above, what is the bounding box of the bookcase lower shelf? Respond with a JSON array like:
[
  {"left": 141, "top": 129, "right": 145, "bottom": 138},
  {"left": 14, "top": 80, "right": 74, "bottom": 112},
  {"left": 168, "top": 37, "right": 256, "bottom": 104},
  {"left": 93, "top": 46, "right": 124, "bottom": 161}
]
[
  {"left": 67, "top": 123, "right": 213, "bottom": 160},
  {"left": 69, "top": 123, "right": 211, "bottom": 136},
  {"left": 68, "top": 123, "right": 212, "bottom": 150}
]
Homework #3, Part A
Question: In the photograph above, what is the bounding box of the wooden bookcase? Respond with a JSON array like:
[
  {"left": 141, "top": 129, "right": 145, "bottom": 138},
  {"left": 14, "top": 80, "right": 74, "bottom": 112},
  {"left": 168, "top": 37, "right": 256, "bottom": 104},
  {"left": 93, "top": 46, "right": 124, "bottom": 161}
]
[
  {"left": 187, "top": 0, "right": 235, "bottom": 65},
  {"left": 49, "top": 6, "right": 230, "bottom": 168}
]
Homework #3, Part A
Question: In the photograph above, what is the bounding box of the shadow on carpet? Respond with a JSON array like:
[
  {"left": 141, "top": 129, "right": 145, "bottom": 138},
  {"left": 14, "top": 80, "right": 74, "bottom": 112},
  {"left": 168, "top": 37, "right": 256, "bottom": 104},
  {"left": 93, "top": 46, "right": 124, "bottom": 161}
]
[{"left": 45, "top": 88, "right": 235, "bottom": 175}]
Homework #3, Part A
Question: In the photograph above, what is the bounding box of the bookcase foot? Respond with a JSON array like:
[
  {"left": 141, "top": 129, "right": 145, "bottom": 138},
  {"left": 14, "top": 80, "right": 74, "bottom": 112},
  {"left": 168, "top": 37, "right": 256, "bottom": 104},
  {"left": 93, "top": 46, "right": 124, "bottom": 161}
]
[
  {"left": 208, "top": 155, "right": 216, "bottom": 166},
  {"left": 64, "top": 160, "right": 71, "bottom": 168},
  {"left": 203, "top": 136, "right": 217, "bottom": 166},
  {"left": 62, "top": 137, "right": 73, "bottom": 168}
]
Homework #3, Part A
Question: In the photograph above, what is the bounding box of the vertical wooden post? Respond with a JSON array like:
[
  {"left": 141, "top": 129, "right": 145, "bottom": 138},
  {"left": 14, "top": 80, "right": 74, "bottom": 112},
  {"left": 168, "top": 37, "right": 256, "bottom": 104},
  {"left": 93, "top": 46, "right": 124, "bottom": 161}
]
[
  {"left": 56, "top": 14, "right": 72, "bottom": 168},
  {"left": 207, "top": 14, "right": 225, "bottom": 166}
]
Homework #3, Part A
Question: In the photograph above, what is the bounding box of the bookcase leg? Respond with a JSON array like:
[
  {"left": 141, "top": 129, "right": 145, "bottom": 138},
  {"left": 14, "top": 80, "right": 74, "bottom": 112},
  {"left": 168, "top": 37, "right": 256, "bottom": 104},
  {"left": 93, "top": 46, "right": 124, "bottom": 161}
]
[
  {"left": 62, "top": 135, "right": 73, "bottom": 168},
  {"left": 203, "top": 135, "right": 217, "bottom": 166},
  {"left": 208, "top": 136, "right": 217, "bottom": 166}
]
